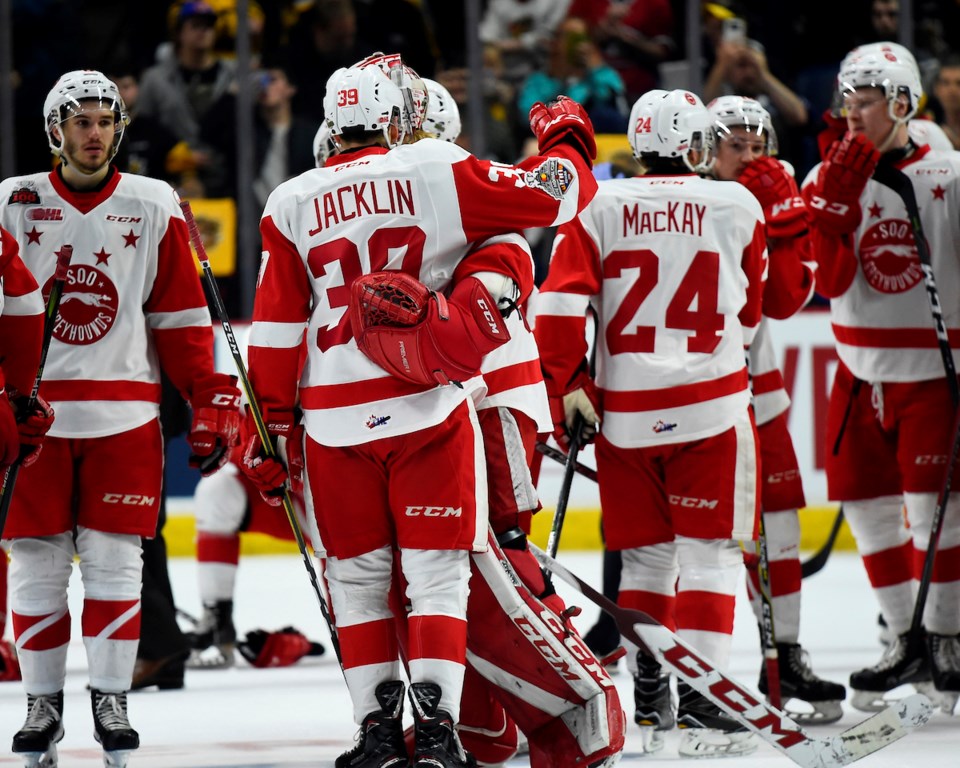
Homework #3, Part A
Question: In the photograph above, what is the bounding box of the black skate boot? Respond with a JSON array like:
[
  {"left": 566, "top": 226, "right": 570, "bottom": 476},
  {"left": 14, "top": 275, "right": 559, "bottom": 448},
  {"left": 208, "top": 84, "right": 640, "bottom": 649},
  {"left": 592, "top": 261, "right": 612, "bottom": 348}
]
[
  {"left": 12, "top": 691, "right": 64, "bottom": 766},
  {"left": 409, "top": 682, "right": 476, "bottom": 768},
  {"left": 336, "top": 681, "right": 408, "bottom": 768},
  {"left": 849, "top": 630, "right": 930, "bottom": 712},
  {"left": 91, "top": 690, "right": 139, "bottom": 768},
  {"left": 926, "top": 633, "right": 960, "bottom": 715},
  {"left": 186, "top": 600, "right": 236, "bottom": 669},
  {"left": 759, "top": 642, "right": 846, "bottom": 724},
  {"left": 633, "top": 652, "right": 673, "bottom": 754},
  {"left": 676, "top": 680, "right": 757, "bottom": 758}
]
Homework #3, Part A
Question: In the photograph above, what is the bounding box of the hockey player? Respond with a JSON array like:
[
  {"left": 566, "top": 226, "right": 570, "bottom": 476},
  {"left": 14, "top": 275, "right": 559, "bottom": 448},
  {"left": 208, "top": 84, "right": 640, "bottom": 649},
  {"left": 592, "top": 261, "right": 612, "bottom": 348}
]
[
  {"left": 0, "top": 70, "right": 242, "bottom": 767},
  {"left": 707, "top": 95, "right": 846, "bottom": 723},
  {"left": 239, "top": 62, "right": 599, "bottom": 768},
  {"left": 802, "top": 47, "right": 960, "bottom": 714},
  {"left": 535, "top": 88, "right": 767, "bottom": 758},
  {"left": 0, "top": 224, "right": 48, "bottom": 684}
]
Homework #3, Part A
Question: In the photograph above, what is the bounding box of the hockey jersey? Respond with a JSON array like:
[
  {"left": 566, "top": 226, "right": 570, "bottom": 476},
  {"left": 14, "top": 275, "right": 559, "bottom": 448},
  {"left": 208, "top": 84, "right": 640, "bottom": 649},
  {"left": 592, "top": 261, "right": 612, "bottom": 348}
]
[
  {"left": 536, "top": 173, "right": 767, "bottom": 448},
  {"left": 251, "top": 138, "right": 595, "bottom": 446},
  {"left": 0, "top": 169, "right": 216, "bottom": 437},
  {"left": 803, "top": 144, "right": 960, "bottom": 383}
]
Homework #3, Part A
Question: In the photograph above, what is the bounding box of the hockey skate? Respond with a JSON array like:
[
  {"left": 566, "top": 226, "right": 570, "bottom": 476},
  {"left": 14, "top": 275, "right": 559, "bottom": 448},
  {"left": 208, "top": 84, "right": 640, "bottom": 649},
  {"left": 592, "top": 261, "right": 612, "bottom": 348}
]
[
  {"left": 850, "top": 630, "right": 931, "bottom": 712},
  {"left": 633, "top": 652, "right": 674, "bottom": 754},
  {"left": 336, "top": 681, "right": 408, "bottom": 768},
  {"left": 12, "top": 691, "right": 64, "bottom": 768},
  {"left": 758, "top": 642, "right": 846, "bottom": 724},
  {"left": 91, "top": 690, "right": 139, "bottom": 768},
  {"left": 926, "top": 633, "right": 960, "bottom": 715},
  {"left": 185, "top": 600, "right": 236, "bottom": 669},
  {"left": 676, "top": 680, "right": 757, "bottom": 758},
  {"left": 409, "top": 682, "right": 477, "bottom": 768}
]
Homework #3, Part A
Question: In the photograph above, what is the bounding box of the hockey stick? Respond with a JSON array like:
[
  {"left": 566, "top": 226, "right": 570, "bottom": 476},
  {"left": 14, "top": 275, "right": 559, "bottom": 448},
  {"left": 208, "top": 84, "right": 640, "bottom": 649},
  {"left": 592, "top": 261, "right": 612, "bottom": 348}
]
[
  {"left": 0, "top": 245, "right": 73, "bottom": 539},
  {"left": 528, "top": 541, "right": 933, "bottom": 768},
  {"left": 546, "top": 413, "right": 584, "bottom": 559},
  {"left": 872, "top": 162, "right": 960, "bottom": 651},
  {"left": 179, "top": 199, "right": 343, "bottom": 668},
  {"left": 535, "top": 439, "right": 597, "bottom": 482},
  {"left": 801, "top": 507, "right": 845, "bottom": 579},
  {"left": 756, "top": 513, "right": 782, "bottom": 709}
]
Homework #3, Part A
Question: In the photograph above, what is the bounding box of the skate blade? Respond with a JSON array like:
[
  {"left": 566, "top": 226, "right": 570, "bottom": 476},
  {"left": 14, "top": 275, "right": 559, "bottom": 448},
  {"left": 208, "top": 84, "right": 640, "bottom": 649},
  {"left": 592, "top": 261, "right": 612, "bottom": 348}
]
[
  {"left": 915, "top": 682, "right": 959, "bottom": 715},
  {"left": 637, "top": 725, "right": 666, "bottom": 754},
  {"left": 677, "top": 729, "right": 757, "bottom": 758},
  {"left": 186, "top": 645, "right": 234, "bottom": 670},
  {"left": 775, "top": 696, "right": 844, "bottom": 725},
  {"left": 852, "top": 683, "right": 926, "bottom": 713},
  {"left": 18, "top": 745, "right": 58, "bottom": 767},
  {"left": 103, "top": 748, "right": 135, "bottom": 768}
]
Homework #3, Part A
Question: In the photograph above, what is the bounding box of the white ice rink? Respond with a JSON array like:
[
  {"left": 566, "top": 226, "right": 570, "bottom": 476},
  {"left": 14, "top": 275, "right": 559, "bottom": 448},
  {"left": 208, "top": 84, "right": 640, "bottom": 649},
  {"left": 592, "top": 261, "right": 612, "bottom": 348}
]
[{"left": 0, "top": 550, "right": 955, "bottom": 767}]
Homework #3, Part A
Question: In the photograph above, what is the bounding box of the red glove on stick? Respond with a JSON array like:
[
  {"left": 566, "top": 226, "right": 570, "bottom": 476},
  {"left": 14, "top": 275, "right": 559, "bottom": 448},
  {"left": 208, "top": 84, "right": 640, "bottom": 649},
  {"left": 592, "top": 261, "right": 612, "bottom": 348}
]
[
  {"left": 240, "top": 408, "right": 303, "bottom": 505},
  {"left": 807, "top": 132, "right": 880, "bottom": 235},
  {"left": 529, "top": 95, "right": 597, "bottom": 166},
  {"left": 9, "top": 391, "right": 55, "bottom": 468},
  {"left": 738, "top": 157, "right": 808, "bottom": 238},
  {"left": 550, "top": 367, "right": 600, "bottom": 454},
  {"left": 188, "top": 373, "right": 241, "bottom": 476}
]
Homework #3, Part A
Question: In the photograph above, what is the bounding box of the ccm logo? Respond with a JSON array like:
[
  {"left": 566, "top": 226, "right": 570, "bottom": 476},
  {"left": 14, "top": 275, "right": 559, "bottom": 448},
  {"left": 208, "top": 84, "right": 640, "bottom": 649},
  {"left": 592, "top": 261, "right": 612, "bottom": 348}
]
[
  {"left": 668, "top": 494, "right": 718, "bottom": 509},
  {"left": 807, "top": 195, "right": 850, "bottom": 215},
  {"left": 475, "top": 298, "right": 501, "bottom": 335},
  {"left": 770, "top": 196, "right": 803, "bottom": 217},
  {"left": 212, "top": 393, "right": 240, "bottom": 407},
  {"left": 103, "top": 493, "right": 156, "bottom": 505},
  {"left": 404, "top": 506, "right": 462, "bottom": 517}
]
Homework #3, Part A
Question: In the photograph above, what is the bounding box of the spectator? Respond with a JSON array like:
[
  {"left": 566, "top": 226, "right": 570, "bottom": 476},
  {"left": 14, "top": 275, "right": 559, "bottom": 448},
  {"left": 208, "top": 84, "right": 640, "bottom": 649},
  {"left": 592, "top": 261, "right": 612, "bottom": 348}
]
[
  {"left": 479, "top": 0, "right": 573, "bottom": 88},
  {"left": 518, "top": 17, "right": 629, "bottom": 134},
  {"left": 138, "top": 0, "right": 238, "bottom": 197},
  {"left": 933, "top": 55, "right": 960, "bottom": 149}
]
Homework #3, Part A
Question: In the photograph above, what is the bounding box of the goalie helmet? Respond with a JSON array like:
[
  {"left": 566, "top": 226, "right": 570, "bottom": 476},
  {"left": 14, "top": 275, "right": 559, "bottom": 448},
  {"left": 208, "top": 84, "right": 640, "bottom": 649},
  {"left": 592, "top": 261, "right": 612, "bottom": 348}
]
[
  {"left": 838, "top": 48, "right": 922, "bottom": 122},
  {"left": 43, "top": 70, "right": 129, "bottom": 159},
  {"left": 422, "top": 78, "right": 462, "bottom": 142},
  {"left": 312, "top": 121, "right": 336, "bottom": 167},
  {"left": 707, "top": 95, "right": 778, "bottom": 156},
  {"left": 628, "top": 89, "right": 713, "bottom": 173},
  {"left": 354, "top": 51, "right": 427, "bottom": 134},
  {"left": 322, "top": 65, "right": 406, "bottom": 148}
]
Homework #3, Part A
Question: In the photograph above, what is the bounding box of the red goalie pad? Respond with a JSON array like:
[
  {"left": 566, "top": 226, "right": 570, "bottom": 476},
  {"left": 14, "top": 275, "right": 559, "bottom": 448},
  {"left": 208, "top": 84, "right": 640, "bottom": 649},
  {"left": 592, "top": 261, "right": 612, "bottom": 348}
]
[{"left": 350, "top": 272, "right": 511, "bottom": 386}]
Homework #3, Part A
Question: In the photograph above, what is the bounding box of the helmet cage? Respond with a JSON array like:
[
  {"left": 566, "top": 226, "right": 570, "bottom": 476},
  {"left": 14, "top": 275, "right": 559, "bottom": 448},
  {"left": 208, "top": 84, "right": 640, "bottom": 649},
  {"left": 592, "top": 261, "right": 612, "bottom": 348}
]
[
  {"left": 707, "top": 95, "right": 778, "bottom": 156},
  {"left": 43, "top": 70, "right": 129, "bottom": 159},
  {"left": 354, "top": 51, "right": 425, "bottom": 134}
]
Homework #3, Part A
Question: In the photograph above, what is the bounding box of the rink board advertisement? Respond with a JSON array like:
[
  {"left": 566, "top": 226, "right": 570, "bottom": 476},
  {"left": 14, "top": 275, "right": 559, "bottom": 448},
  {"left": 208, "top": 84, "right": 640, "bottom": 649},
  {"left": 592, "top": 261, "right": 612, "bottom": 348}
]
[{"left": 166, "top": 309, "right": 844, "bottom": 553}]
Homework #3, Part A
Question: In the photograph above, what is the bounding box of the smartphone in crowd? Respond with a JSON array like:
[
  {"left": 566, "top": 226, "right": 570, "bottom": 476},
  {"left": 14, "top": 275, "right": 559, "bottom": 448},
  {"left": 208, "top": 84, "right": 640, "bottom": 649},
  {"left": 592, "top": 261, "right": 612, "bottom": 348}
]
[{"left": 722, "top": 17, "right": 747, "bottom": 44}]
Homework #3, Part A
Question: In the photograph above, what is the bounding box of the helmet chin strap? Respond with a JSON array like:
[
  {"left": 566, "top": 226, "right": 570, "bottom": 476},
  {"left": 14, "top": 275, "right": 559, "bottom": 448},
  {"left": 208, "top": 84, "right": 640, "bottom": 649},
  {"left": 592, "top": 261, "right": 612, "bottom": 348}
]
[{"left": 876, "top": 118, "right": 907, "bottom": 154}]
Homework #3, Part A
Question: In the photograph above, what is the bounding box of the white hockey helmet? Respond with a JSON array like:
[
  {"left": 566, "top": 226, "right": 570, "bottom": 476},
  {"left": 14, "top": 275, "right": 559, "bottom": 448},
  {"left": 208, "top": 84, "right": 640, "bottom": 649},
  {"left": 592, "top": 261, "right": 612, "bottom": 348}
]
[
  {"left": 421, "top": 78, "right": 461, "bottom": 142},
  {"left": 628, "top": 89, "right": 713, "bottom": 173},
  {"left": 707, "top": 95, "right": 778, "bottom": 156},
  {"left": 43, "top": 69, "right": 129, "bottom": 159},
  {"left": 838, "top": 48, "right": 922, "bottom": 122},
  {"left": 354, "top": 51, "right": 426, "bottom": 134},
  {"left": 322, "top": 65, "right": 406, "bottom": 148},
  {"left": 313, "top": 121, "right": 336, "bottom": 167}
]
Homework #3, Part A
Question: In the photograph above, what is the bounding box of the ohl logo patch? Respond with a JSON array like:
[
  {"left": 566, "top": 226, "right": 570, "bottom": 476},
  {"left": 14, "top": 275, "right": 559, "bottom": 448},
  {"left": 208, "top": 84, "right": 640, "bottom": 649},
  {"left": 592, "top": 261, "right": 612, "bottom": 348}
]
[
  {"left": 859, "top": 218, "right": 923, "bottom": 294},
  {"left": 45, "top": 264, "right": 119, "bottom": 345}
]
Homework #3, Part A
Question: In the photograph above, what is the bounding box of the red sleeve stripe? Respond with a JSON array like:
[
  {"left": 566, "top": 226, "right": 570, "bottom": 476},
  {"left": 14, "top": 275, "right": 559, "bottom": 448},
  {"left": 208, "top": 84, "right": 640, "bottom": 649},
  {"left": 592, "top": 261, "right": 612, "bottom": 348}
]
[
  {"left": 832, "top": 323, "right": 960, "bottom": 348},
  {"left": 300, "top": 376, "right": 433, "bottom": 409},
  {"left": 751, "top": 369, "right": 785, "bottom": 396},
  {"left": 40, "top": 380, "right": 162, "bottom": 403},
  {"left": 603, "top": 369, "right": 749, "bottom": 412},
  {"left": 482, "top": 359, "right": 543, "bottom": 396}
]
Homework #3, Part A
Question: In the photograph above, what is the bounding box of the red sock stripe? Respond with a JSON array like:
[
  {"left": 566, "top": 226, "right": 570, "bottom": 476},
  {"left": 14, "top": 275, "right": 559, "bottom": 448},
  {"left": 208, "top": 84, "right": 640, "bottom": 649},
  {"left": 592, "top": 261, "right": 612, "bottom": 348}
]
[
  {"left": 407, "top": 614, "right": 467, "bottom": 664},
  {"left": 196, "top": 532, "right": 241, "bottom": 565},
  {"left": 914, "top": 542, "right": 960, "bottom": 582},
  {"left": 768, "top": 559, "right": 801, "bottom": 597},
  {"left": 12, "top": 610, "right": 71, "bottom": 651},
  {"left": 676, "top": 590, "right": 736, "bottom": 634},
  {"left": 862, "top": 542, "right": 913, "bottom": 588},
  {"left": 618, "top": 590, "right": 676, "bottom": 631},
  {"left": 338, "top": 618, "right": 398, "bottom": 670},
  {"left": 81, "top": 599, "right": 141, "bottom": 641}
]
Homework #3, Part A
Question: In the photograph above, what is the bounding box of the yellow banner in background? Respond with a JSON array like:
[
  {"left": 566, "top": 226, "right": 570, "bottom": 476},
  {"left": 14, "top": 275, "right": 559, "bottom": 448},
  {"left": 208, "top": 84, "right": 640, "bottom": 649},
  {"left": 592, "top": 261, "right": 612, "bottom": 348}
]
[{"left": 187, "top": 198, "right": 237, "bottom": 277}]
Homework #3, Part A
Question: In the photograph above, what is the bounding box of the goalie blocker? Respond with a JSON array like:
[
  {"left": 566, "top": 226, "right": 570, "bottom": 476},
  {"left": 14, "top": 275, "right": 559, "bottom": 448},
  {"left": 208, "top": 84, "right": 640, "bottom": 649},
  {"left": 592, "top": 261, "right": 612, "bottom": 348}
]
[{"left": 350, "top": 271, "right": 511, "bottom": 386}]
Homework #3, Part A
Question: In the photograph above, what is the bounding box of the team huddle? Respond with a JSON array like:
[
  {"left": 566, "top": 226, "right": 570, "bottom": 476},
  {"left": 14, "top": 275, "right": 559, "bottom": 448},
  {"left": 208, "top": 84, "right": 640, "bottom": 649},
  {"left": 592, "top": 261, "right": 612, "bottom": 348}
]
[{"left": 0, "top": 37, "right": 957, "bottom": 768}]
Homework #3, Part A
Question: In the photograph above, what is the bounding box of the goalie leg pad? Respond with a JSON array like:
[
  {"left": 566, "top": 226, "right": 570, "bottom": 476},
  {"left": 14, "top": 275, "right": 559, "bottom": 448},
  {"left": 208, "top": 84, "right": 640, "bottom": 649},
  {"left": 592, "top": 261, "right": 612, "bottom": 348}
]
[
  {"left": 465, "top": 532, "right": 625, "bottom": 767},
  {"left": 458, "top": 664, "right": 521, "bottom": 765}
]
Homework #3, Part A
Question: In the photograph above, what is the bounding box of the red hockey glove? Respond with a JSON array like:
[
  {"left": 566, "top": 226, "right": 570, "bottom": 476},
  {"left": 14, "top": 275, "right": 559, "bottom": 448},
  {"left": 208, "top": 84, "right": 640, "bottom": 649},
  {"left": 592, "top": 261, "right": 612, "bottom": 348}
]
[
  {"left": 8, "top": 391, "right": 55, "bottom": 469},
  {"left": 816, "top": 108, "right": 848, "bottom": 160},
  {"left": 738, "top": 156, "right": 808, "bottom": 239},
  {"left": 240, "top": 408, "right": 303, "bottom": 505},
  {"left": 807, "top": 132, "right": 879, "bottom": 235},
  {"left": 188, "top": 373, "right": 241, "bottom": 477},
  {"left": 550, "top": 368, "right": 600, "bottom": 453},
  {"left": 529, "top": 95, "right": 597, "bottom": 166},
  {"left": 351, "top": 272, "right": 511, "bottom": 386},
  {"left": 237, "top": 626, "right": 324, "bottom": 668}
]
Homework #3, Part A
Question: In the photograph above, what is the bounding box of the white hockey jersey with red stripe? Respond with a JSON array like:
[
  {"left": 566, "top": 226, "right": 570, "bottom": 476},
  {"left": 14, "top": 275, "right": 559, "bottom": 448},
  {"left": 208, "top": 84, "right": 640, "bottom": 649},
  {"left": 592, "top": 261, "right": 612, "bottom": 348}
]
[
  {"left": 252, "top": 139, "right": 595, "bottom": 446},
  {"left": 0, "top": 226, "right": 44, "bottom": 395},
  {"left": 803, "top": 145, "right": 960, "bottom": 383},
  {"left": 536, "top": 173, "right": 767, "bottom": 448},
  {"left": 0, "top": 169, "right": 216, "bottom": 437}
]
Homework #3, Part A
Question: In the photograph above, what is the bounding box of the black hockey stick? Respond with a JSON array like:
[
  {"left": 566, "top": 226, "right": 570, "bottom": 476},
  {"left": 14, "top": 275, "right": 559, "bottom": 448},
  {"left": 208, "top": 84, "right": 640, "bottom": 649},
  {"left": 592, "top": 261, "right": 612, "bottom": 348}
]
[
  {"left": 800, "top": 507, "right": 845, "bottom": 579},
  {"left": 535, "top": 439, "right": 597, "bottom": 482},
  {"left": 546, "top": 413, "right": 583, "bottom": 559},
  {"left": 528, "top": 541, "right": 932, "bottom": 767},
  {"left": 872, "top": 162, "right": 960, "bottom": 649},
  {"left": 0, "top": 245, "right": 73, "bottom": 539},
  {"left": 756, "top": 513, "right": 782, "bottom": 708},
  {"left": 180, "top": 199, "right": 343, "bottom": 669}
]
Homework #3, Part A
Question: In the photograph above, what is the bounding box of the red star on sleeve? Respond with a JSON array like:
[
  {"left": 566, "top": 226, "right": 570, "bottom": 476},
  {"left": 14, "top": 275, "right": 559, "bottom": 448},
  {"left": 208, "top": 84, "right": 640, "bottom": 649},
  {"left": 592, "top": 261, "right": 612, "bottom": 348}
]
[
  {"left": 122, "top": 229, "right": 140, "bottom": 247},
  {"left": 932, "top": 185, "right": 946, "bottom": 200},
  {"left": 868, "top": 202, "right": 883, "bottom": 218}
]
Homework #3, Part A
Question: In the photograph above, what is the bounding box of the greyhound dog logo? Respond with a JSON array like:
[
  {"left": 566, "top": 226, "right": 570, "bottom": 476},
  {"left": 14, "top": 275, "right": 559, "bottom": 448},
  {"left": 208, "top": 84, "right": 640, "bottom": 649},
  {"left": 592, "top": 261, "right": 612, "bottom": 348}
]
[
  {"left": 46, "top": 264, "right": 119, "bottom": 345},
  {"left": 860, "top": 218, "right": 923, "bottom": 294}
]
